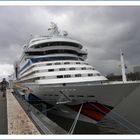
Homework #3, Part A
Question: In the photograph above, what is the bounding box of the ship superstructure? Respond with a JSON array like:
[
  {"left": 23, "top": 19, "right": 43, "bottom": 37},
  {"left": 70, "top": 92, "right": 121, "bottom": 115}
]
[{"left": 17, "top": 23, "right": 107, "bottom": 86}]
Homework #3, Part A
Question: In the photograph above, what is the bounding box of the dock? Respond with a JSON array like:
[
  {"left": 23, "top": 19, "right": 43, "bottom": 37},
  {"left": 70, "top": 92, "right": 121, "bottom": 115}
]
[
  {"left": 7, "top": 90, "right": 40, "bottom": 134},
  {"left": 0, "top": 89, "right": 67, "bottom": 134},
  {"left": 0, "top": 89, "right": 40, "bottom": 134}
]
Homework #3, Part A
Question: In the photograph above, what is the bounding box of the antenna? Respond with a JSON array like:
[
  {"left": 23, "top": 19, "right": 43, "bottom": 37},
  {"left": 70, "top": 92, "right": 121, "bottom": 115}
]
[
  {"left": 120, "top": 49, "right": 127, "bottom": 83},
  {"left": 48, "top": 22, "right": 69, "bottom": 37}
]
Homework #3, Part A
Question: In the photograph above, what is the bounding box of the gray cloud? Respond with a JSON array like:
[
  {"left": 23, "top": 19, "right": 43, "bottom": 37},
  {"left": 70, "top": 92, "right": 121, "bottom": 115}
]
[{"left": 0, "top": 6, "right": 140, "bottom": 77}]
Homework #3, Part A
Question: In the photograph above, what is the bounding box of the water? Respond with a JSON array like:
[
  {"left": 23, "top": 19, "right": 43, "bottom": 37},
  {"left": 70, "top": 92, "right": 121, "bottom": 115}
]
[
  {"left": 31, "top": 102, "right": 133, "bottom": 134},
  {"left": 47, "top": 111, "right": 139, "bottom": 134},
  {"left": 47, "top": 113, "right": 100, "bottom": 134},
  {"left": 29, "top": 95, "right": 140, "bottom": 134}
]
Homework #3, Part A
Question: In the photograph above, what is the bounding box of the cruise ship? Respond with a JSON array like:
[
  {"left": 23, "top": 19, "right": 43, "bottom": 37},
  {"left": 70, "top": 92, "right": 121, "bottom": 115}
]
[{"left": 14, "top": 23, "right": 140, "bottom": 121}]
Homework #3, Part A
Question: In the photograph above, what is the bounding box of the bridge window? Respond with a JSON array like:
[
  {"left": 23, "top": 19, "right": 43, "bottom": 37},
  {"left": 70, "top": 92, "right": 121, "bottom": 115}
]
[
  {"left": 32, "top": 41, "right": 82, "bottom": 48},
  {"left": 97, "top": 73, "right": 101, "bottom": 76}
]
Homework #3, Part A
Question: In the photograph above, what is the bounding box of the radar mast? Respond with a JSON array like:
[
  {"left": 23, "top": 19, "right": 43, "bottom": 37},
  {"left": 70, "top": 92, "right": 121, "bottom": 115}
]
[
  {"left": 48, "top": 22, "right": 68, "bottom": 37},
  {"left": 48, "top": 22, "right": 60, "bottom": 36}
]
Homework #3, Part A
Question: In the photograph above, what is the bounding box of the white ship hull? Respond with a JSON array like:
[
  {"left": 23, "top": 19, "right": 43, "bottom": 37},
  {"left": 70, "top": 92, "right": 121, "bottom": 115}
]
[{"left": 19, "top": 81, "right": 140, "bottom": 107}]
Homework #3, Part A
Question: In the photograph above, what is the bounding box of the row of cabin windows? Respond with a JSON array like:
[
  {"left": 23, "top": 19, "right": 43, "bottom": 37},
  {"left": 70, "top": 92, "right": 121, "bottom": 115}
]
[
  {"left": 20, "top": 72, "right": 97, "bottom": 80},
  {"left": 19, "top": 72, "right": 101, "bottom": 82},
  {"left": 56, "top": 73, "right": 101, "bottom": 79},
  {"left": 48, "top": 67, "right": 94, "bottom": 72},
  {"left": 20, "top": 61, "right": 88, "bottom": 74},
  {"left": 57, "top": 74, "right": 81, "bottom": 78},
  {"left": 46, "top": 62, "right": 88, "bottom": 66},
  {"left": 19, "top": 61, "right": 87, "bottom": 76},
  {"left": 19, "top": 66, "right": 94, "bottom": 80}
]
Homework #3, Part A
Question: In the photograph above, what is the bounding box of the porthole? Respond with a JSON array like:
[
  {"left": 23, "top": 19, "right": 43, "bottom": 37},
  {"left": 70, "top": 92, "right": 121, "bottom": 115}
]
[
  {"left": 57, "top": 75, "right": 63, "bottom": 78},
  {"left": 87, "top": 95, "right": 95, "bottom": 98},
  {"left": 77, "top": 95, "right": 84, "bottom": 97},
  {"left": 69, "top": 95, "right": 74, "bottom": 97}
]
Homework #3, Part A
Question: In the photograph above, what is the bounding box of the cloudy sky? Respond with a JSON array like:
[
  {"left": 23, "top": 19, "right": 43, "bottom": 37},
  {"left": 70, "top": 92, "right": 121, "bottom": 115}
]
[{"left": 0, "top": 6, "right": 140, "bottom": 78}]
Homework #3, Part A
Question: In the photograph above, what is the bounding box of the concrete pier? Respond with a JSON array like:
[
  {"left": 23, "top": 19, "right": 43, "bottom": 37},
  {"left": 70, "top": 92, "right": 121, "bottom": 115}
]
[
  {"left": 0, "top": 89, "right": 67, "bottom": 134},
  {"left": 7, "top": 90, "right": 40, "bottom": 134},
  {"left": 0, "top": 91, "right": 7, "bottom": 134}
]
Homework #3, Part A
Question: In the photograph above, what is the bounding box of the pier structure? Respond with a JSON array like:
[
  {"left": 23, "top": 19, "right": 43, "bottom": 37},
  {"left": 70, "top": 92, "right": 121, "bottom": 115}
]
[
  {"left": 7, "top": 90, "right": 40, "bottom": 134},
  {"left": 0, "top": 90, "right": 40, "bottom": 134},
  {"left": 0, "top": 89, "right": 67, "bottom": 134}
]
